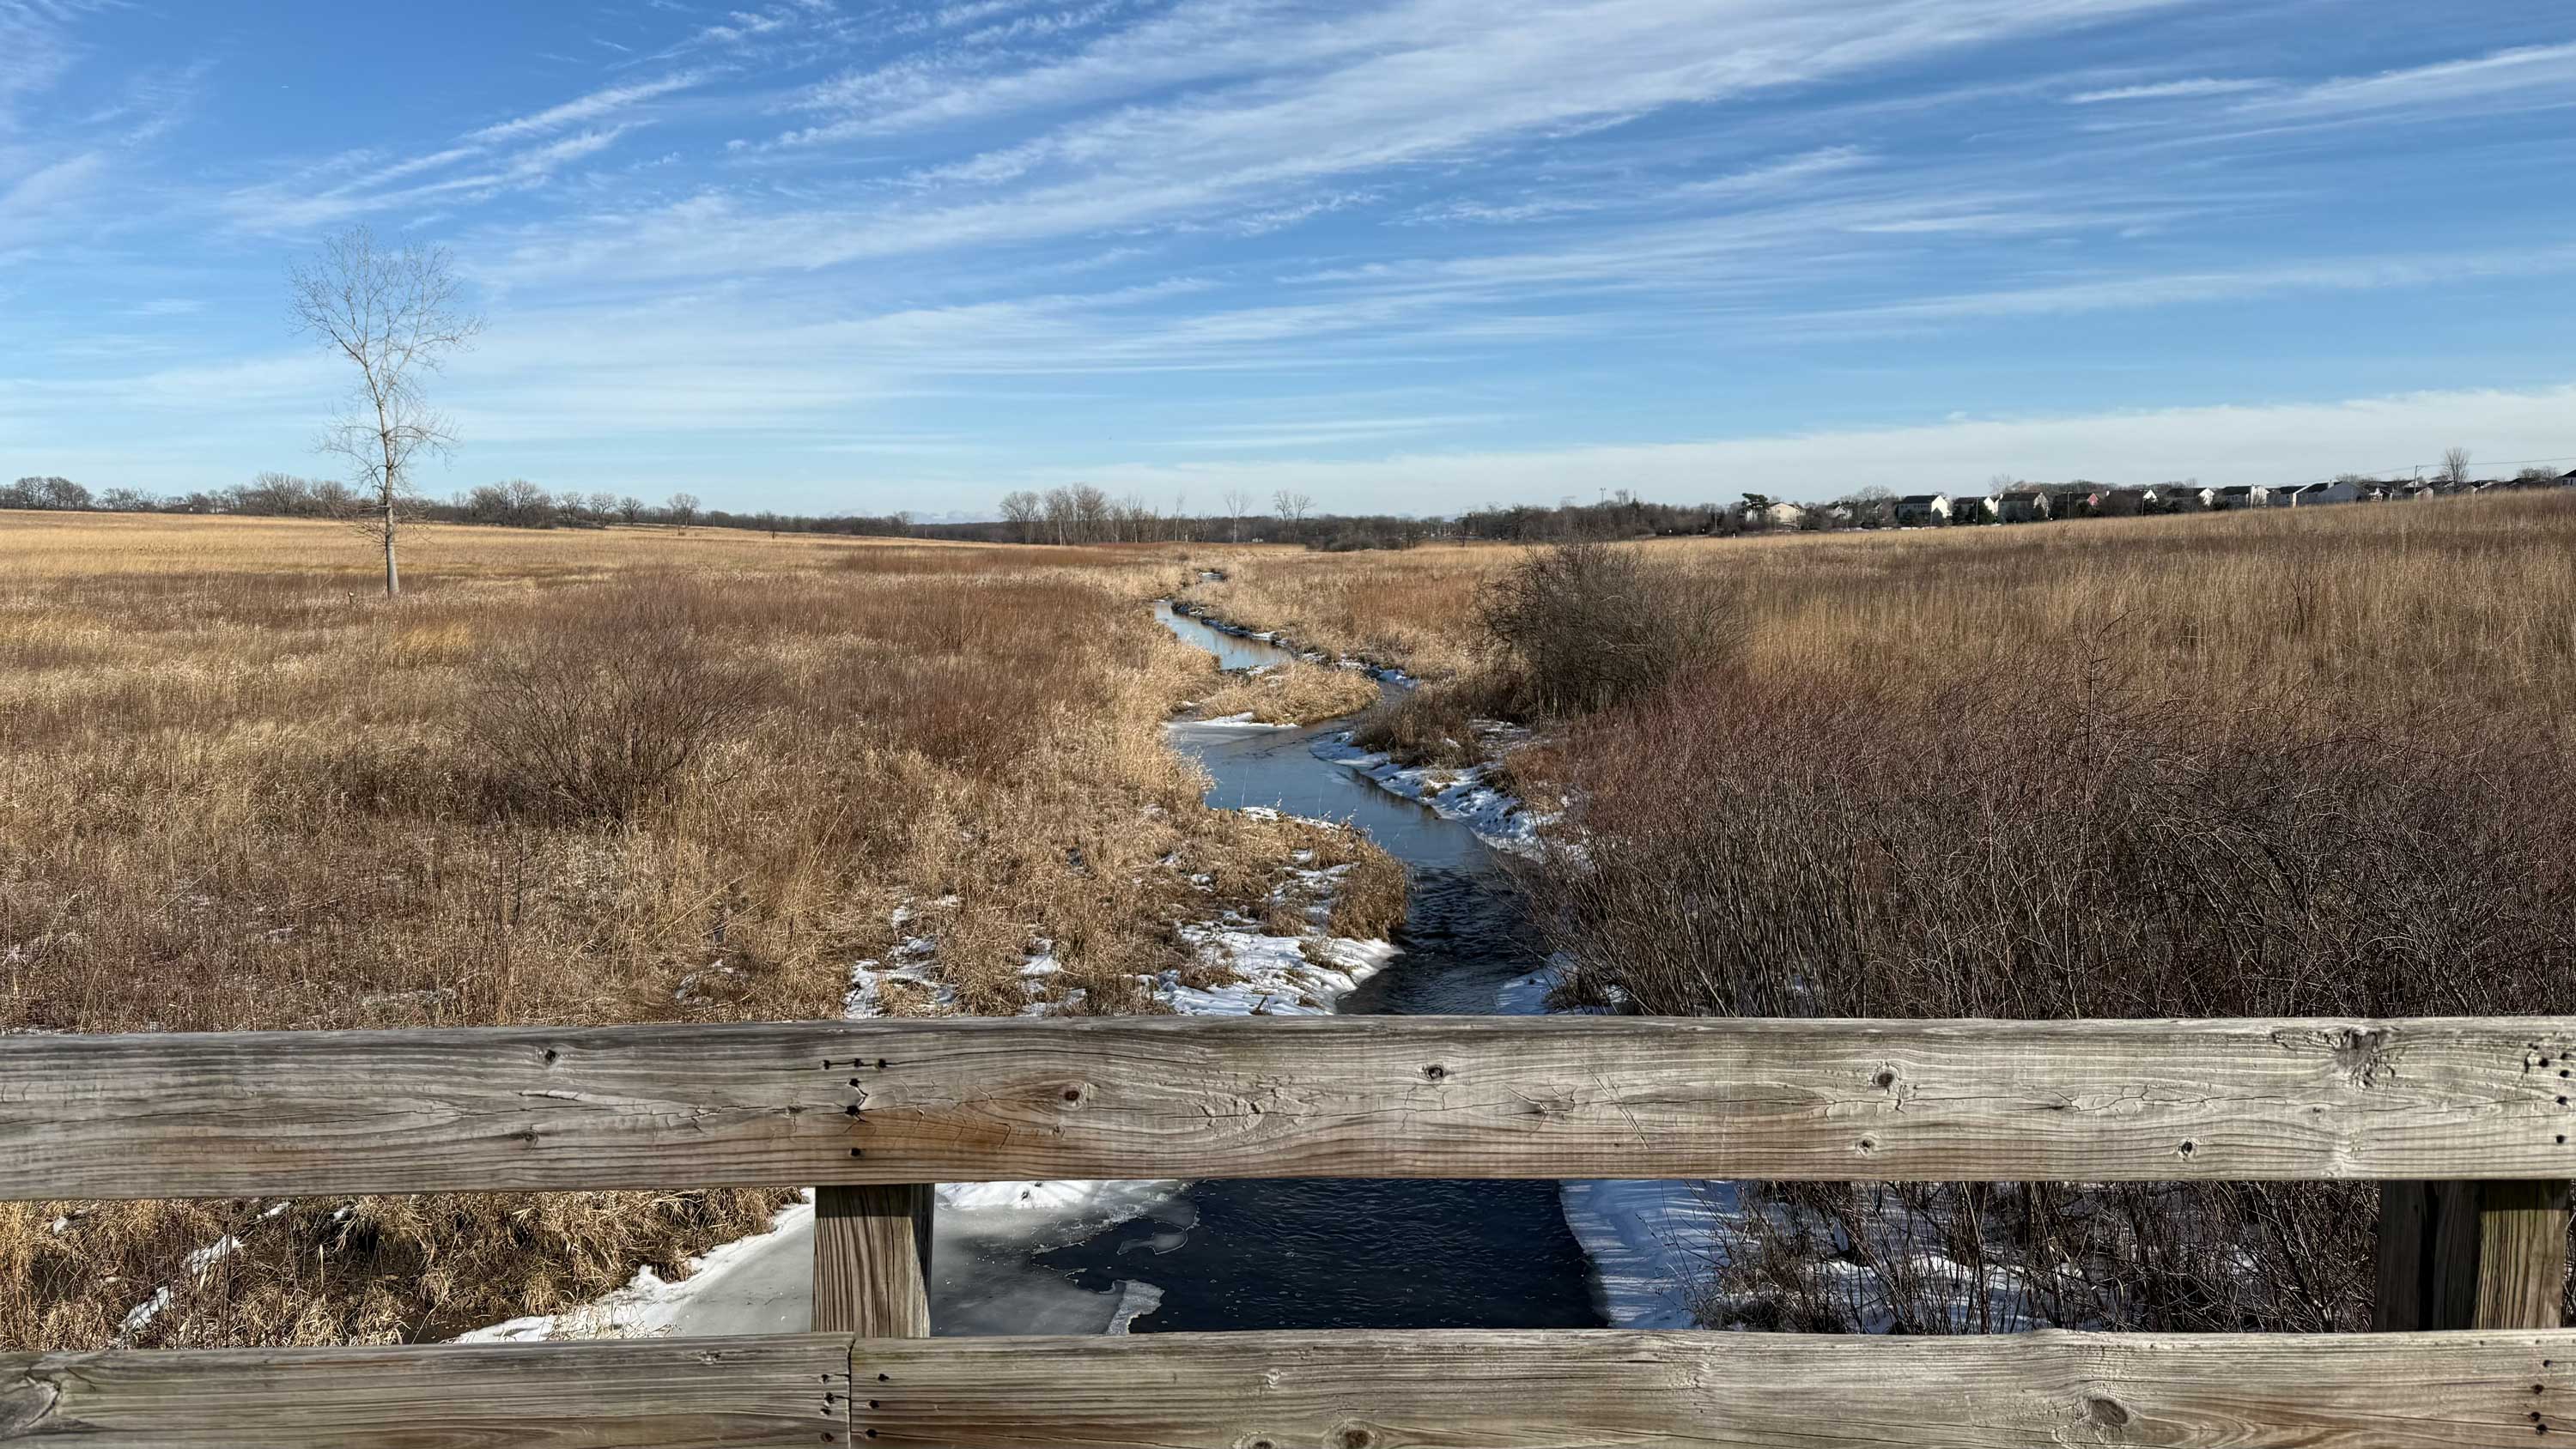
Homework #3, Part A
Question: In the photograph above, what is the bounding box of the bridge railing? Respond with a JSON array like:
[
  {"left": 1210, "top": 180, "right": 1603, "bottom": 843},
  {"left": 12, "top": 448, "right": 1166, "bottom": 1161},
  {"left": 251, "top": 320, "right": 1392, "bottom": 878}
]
[{"left": 2, "top": 1015, "right": 2568, "bottom": 1446}]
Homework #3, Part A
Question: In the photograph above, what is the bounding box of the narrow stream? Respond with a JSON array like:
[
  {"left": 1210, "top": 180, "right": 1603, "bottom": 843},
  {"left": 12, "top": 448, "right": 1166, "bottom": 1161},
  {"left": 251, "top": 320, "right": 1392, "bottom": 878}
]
[
  {"left": 1005, "top": 605, "right": 1602, "bottom": 1331},
  {"left": 639, "top": 603, "right": 1605, "bottom": 1339}
]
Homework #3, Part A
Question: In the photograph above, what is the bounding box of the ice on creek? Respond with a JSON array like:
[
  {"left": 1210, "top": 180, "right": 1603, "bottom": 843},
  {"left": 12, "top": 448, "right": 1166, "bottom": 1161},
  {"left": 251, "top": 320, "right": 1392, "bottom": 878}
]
[
  {"left": 1505, "top": 961, "right": 1715, "bottom": 1330},
  {"left": 1312, "top": 731, "right": 1546, "bottom": 854}
]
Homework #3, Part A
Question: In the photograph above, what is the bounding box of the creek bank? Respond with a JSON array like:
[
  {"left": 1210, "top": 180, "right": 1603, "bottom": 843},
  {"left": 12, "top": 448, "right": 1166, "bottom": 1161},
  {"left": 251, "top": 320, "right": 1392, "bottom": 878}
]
[{"left": 1162, "top": 597, "right": 1414, "bottom": 685}]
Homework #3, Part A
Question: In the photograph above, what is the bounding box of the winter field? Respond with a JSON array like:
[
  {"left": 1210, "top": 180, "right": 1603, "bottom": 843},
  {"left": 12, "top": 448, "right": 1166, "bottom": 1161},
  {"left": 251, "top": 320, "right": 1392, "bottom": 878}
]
[{"left": 9, "top": 493, "right": 2576, "bottom": 1349}]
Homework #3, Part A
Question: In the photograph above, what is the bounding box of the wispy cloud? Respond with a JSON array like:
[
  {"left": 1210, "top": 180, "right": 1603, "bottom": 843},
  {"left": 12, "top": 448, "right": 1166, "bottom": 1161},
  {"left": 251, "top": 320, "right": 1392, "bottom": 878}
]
[
  {"left": 467, "top": 72, "right": 705, "bottom": 143},
  {"left": 2066, "top": 76, "right": 2272, "bottom": 104},
  {"left": 2239, "top": 41, "right": 2576, "bottom": 120},
  {"left": 1804, "top": 246, "right": 2576, "bottom": 325}
]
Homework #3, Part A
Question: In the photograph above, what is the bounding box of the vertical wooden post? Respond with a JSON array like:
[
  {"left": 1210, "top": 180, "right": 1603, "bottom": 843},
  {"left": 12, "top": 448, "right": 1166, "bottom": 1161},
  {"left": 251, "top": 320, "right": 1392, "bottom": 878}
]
[
  {"left": 2373, "top": 1179, "right": 2570, "bottom": 1330},
  {"left": 814, "top": 1184, "right": 934, "bottom": 1337}
]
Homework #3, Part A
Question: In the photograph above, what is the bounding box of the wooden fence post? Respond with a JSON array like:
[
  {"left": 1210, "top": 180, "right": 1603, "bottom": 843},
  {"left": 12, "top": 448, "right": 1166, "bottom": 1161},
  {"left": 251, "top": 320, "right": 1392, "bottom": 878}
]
[
  {"left": 814, "top": 1185, "right": 934, "bottom": 1337},
  {"left": 2372, "top": 1179, "right": 2570, "bottom": 1330}
]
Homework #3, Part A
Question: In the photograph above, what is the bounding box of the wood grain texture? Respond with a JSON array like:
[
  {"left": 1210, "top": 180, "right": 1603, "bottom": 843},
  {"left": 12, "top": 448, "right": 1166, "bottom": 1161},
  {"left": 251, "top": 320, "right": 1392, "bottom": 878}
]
[
  {"left": 2376, "top": 1181, "right": 2572, "bottom": 1330},
  {"left": 8, "top": 1016, "right": 2576, "bottom": 1199},
  {"left": 0, "top": 1335, "right": 851, "bottom": 1447},
  {"left": 2475, "top": 1179, "right": 2573, "bottom": 1330},
  {"left": 849, "top": 1328, "right": 2576, "bottom": 1449},
  {"left": 813, "top": 1184, "right": 932, "bottom": 1337}
]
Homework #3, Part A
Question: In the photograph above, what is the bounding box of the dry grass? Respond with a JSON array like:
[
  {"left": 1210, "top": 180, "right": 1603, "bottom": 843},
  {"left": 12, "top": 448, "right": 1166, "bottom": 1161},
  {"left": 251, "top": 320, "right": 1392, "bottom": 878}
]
[
  {"left": 1192, "top": 660, "right": 1381, "bottom": 724},
  {"left": 1188, "top": 495, "right": 2576, "bottom": 723},
  {"left": 0, "top": 512, "right": 1399, "bottom": 1348},
  {"left": 1200, "top": 493, "right": 2576, "bottom": 1332},
  {"left": 1178, "top": 545, "right": 1503, "bottom": 679}
]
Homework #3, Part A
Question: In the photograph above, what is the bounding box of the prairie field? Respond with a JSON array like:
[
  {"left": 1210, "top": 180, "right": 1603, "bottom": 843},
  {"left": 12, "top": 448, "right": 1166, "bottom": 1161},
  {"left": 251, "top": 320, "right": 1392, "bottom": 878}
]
[
  {"left": 1186, "top": 493, "right": 2576, "bottom": 721},
  {"left": 0, "top": 512, "right": 1400, "bottom": 1348},
  {"left": 1191, "top": 493, "right": 2576, "bottom": 1332}
]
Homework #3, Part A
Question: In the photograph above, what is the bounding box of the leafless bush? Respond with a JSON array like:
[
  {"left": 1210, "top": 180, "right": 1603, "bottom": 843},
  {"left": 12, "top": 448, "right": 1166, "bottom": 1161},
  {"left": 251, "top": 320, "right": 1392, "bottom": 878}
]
[
  {"left": 466, "top": 579, "right": 757, "bottom": 822},
  {"left": 1476, "top": 541, "right": 1738, "bottom": 716},
  {"left": 1522, "top": 652, "right": 2576, "bottom": 1331}
]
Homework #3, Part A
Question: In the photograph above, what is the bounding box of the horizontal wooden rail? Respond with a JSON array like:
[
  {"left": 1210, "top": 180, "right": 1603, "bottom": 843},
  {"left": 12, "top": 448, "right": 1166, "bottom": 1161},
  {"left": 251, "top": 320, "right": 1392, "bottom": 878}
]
[
  {"left": 851, "top": 1328, "right": 2576, "bottom": 1448},
  {"left": 0, "top": 1335, "right": 849, "bottom": 1446},
  {"left": 11, "top": 1329, "right": 2576, "bottom": 1447},
  {"left": 5, "top": 1016, "right": 2575, "bottom": 1199}
]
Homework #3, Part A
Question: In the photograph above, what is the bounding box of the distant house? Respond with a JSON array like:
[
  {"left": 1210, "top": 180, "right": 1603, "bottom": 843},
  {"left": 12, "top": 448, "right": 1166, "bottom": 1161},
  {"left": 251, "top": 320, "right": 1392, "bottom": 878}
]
[
  {"left": 1951, "top": 494, "right": 1995, "bottom": 521},
  {"left": 1893, "top": 493, "right": 1951, "bottom": 525},
  {"left": 1761, "top": 500, "right": 1807, "bottom": 529},
  {"left": 2293, "top": 480, "right": 2359, "bottom": 506},
  {"left": 2094, "top": 487, "right": 2148, "bottom": 517},
  {"left": 1995, "top": 489, "right": 2051, "bottom": 524},
  {"left": 2148, "top": 483, "right": 2208, "bottom": 512},
  {"left": 2210, "top": 484, "right": 2269, "bottom": 510},
  {"left": 2561, "top": 469, "right": 2576, "bottom": 486}
]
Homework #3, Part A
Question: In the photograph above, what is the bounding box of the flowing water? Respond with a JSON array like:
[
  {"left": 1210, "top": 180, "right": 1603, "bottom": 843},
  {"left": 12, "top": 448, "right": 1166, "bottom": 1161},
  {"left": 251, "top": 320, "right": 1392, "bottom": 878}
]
[
  {"left": 654, "top": 603, "right": 1601, "bottom": 1337},
  {"left": 1005, "top": 606, "right": 1601, "bottom": 1331}
]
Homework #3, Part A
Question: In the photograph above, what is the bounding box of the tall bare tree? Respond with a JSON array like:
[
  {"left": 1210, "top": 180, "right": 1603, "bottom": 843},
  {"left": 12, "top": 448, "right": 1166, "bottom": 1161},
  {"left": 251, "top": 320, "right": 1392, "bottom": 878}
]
[
  {"left": 2439, "top": 446, "right": 2472, "bottom": 488},
  {"left": 999, "top": 489, "right": 1043, "bottom": 543},
  {"left": 1221, "top": 488, "right": 1251, "bottom": 543},
  {"left": 666, "top": 492, "right": 701, "bottom": 527},
  {"left": 1273, "top": 489, "right": 1313, "bottom": 524},
  {"left": 289, "top": 226, "right": 481, "bottom": 597}
]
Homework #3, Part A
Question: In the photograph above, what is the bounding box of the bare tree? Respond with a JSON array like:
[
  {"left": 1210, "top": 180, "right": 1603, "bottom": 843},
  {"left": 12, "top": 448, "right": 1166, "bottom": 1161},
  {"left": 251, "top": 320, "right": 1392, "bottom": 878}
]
[
  {"left": 289, "top": 225, "right": 482, "bottom": 597},
  {"left": 1273, "top": 489, "right": 1313, "bottom": 524},
  {"left": 999, "top": 489, "right": 1043, "bottom": 543},
  {"left": 666, "top": 491, "right": 701, "bottom": 528},
  {"left": 2439, "top": 447, "right": 2472, "bottom": 488},
  {"left": 617, "top": 495, "right": 646, "bottom": 525},
  {"left": 1070, "top": 483, "right": 1112, "bottom": 543},
  {"left": 1221, "top": 488, "right": 1252, "bottom": 543}
]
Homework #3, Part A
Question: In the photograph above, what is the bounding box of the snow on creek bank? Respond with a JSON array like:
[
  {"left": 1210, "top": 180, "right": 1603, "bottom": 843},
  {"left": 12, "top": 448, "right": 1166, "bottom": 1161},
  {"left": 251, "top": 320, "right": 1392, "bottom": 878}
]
[{"left": 1312, "top": 731, "right": 1546, "bottom": 854}]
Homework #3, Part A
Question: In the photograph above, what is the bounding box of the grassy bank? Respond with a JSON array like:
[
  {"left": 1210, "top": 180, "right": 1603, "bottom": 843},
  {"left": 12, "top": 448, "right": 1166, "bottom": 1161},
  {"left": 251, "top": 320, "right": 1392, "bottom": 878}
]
[{"left": 0, "top": 512, "right": 1402, "bottom": 1348}]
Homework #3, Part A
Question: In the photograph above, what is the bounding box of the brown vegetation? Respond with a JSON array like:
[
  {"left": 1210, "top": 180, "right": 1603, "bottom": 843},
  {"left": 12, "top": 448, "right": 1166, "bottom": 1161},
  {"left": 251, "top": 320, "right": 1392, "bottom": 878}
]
[
  {"left": 1191, "top": 659, "right": 1381, "bottom": 724},
  {"left": 0, "top": 512, "right": 1403, "bottom": 1348},
  {"left": 1200, "top": 492, "right": 2576, "bottom": 1331}
]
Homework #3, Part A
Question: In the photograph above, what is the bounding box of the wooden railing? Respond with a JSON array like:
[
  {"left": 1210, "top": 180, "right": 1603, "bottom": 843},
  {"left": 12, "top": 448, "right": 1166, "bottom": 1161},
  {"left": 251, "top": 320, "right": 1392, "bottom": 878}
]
[{"left": 2, "top": 1015, "right": 2570, "bottom": 1446}]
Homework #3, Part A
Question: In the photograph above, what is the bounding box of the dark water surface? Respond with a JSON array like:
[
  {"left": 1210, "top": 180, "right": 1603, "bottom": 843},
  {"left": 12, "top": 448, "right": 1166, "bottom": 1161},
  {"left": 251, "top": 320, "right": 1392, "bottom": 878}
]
[{"left": 1012, "top": 607, "right": 1601, "bottom": 1331}]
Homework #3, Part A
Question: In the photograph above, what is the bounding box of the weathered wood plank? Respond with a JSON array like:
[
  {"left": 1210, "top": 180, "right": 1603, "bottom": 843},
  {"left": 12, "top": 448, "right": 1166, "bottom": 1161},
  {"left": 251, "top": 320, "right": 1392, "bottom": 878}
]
[
  {"left": 813, "top": 1184, "right": 933, "bottom": 1337},
  {"left": 2476, "top": 1180, "right": 2572, "bottom": 1329},
  {"left": 849, "top": 1328, "right": 2576, "bottom": 1449},
  {"left": 0, "top": 1334, "right": 852, "bottom": 1447},
  {"left": 7, "top": 1016, "right": 2576, "bottom": 1198},
  {"left": 2376, "top": 1180, "right": 2572, "bottom": 1330}
]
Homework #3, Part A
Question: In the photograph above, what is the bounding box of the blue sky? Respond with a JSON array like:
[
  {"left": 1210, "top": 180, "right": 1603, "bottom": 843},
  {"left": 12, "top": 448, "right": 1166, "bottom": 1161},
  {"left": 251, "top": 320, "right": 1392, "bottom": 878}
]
[{"left": 4, "top": 0, "right": 2574, "bottom": 516}]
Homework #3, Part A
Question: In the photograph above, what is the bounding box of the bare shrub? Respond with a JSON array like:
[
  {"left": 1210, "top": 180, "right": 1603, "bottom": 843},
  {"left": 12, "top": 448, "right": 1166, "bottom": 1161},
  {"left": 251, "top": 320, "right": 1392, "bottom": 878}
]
[
  {"left": 1522, "top": 653, "right": 2576, "bottom": 1331},
  {"left": 1476, "top": 541, "right": 1738, "bottom": 716},
  {"left": 467, "top": 579, "right": 757, "bottom": 822}
]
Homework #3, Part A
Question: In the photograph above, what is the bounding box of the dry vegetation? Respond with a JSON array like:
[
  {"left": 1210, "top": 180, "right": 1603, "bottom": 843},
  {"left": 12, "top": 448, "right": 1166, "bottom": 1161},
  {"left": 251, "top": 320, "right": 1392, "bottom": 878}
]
[
  {"left": 1191, "top": 659, "right": 1381, "bottom": 724},
  {"left": 0, "top": 511, "right": 1400, "bottom": 1348},
  {"left": 1196, "top": 493, "right": 2576, "bottom": 1331}
]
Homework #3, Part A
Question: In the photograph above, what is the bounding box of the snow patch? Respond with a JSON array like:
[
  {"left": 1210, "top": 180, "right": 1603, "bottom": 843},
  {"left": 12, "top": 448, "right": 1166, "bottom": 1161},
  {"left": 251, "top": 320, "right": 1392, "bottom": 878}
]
[{"left": 1314, "top": 731, "right": 1546, "bottom": 853}]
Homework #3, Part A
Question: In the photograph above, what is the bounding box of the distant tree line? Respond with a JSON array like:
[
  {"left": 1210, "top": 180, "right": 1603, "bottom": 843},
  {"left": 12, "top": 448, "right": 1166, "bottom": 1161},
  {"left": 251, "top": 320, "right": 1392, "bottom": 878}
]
[{"left": 0, "top": 472, "right": 926, "bottom": 538}]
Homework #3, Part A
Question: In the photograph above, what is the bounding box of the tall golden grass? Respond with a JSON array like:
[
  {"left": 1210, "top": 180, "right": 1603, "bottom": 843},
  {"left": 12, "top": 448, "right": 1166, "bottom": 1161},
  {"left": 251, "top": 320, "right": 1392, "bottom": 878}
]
[
  {"left": 0, "top": 512, "right": 1398, "bottom": 1348},
  {"left": 1188, "top": 494, "right": 2576, "bottom": 727}
]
